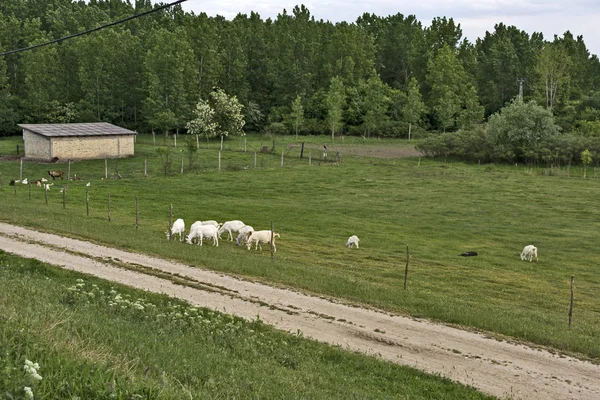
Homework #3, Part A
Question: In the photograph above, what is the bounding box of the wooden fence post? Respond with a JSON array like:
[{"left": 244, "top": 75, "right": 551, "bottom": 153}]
[
  {"left": 181, "top": 156, "right": 184, "bottom": 174},
  {"left": 309, "top": 151, "right": 312, "bottom": 166},
  {"left": 144, "top": 159, "right": 147, "bottom": 177},
  {"left": 281, "top": 149, "right": 284, "bottom": 167},
  {"left": 62, "top": 185, "right": 66, "bottom": 209},
  {"left": 105, "top": 158, "right": 108, "bottom": 179},
  {"left": 107, "top": 193, "right": 111, "bottom": 222},
  {"left": 196, "top": 134, "right": 199, "bottom": 149},
  {"left": 270, "top": 220, "right": 274, "bottom": 261},
  {"left": 403, "top": 245, "right": 410, "bottom": 290},
  {"left": 135, "top": 196, "right": 139, "bottom": 230},
  {"left": 28, "top": 183, "right": 31, "bottom": 200},
  {"left": 218, "top": 151, "right": 221, "bottom": 171},
  {"left": 67, "top": 160, "right": 71, "bottom": 180},
  {"left": 254, "top": 152, "right": 257, "bottom": 168},
  {"left": 220, "top": 135, "right": 224, "bottom": 151},
  {"left": 244, "top": 137, "right": 247, "bottom": 152},
  {"left": 152, "top": 129, "right": 156, "bottom": 145},
  {"left": 174, "top": 133, "right": 177, "bottom": 148},
  {"left": 86, "top": 188, "right": 89, "bottom": 216},
  {"left": 19, "top": 158, "right": 23, "bottom": 180},
  {"left": 44, "top": 185, "right": 47, "bottom": 204},
  {"left": 300, "top": 142, "right": 304, "bottom": 159},
  {"left": 569, "top": 275, "right": 575, "bottom": 328},
  {"left": 168, "top": 204, "right": 173, "bottom": 241}
]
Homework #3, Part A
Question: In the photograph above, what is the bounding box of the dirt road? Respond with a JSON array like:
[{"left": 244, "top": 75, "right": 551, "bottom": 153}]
[{"left": 0, "top": 222, "right": 598, "bottom": 399}]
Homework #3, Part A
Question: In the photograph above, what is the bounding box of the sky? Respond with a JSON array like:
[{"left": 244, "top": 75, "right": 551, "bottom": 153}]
[{"left": 174, "top": 0, "right": 600, "bottom": 57}]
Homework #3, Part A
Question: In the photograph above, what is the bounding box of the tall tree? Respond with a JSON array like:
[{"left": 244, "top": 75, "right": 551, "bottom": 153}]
[
  {"left": 403, "top": 77, "right": 427, "bottom": 140},
  {"left": 534, "top": 41, "right": 572, "bottom": 110},
  {"left": 21, "top": 32, "right": 60, "bottom": 121},
  {"left": 426, "top": 45, "right": 467, "bottom": 132},
  {"left": 361, "top": 72, "right": 391, "bottom": 137},
  {"left": 325, "top": 76, "right": 345, "bottom": 141},
  {"left": 143, "top": 27, "right": 196, "bottom": 137}
]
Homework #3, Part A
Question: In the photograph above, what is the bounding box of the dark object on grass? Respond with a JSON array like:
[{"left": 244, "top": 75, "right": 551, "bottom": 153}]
[{"left": 459, "top": 251, "right": 478, "bottom": 257}]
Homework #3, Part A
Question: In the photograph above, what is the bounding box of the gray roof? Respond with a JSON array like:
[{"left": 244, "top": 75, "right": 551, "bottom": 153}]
[{"left": 18, "top": 122, "right": 136, "bottom": 137}]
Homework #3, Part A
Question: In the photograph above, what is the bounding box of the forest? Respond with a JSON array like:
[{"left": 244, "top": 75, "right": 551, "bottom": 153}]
[{"left": 1, "top": 0, "right": 600, "bottom": 162}]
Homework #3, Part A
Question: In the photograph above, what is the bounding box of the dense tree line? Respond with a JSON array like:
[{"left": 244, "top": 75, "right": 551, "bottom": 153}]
[{"left": 1, "top": 0, "right": 599, "bottom": 144}]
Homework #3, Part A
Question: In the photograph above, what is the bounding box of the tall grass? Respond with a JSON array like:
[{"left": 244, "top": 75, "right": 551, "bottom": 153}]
[
  {"left": 1, "top": 134, "right": 599, "bottom": 360},
  {"left": 0, "top": 251, "right": 492, "bottom": 399}
]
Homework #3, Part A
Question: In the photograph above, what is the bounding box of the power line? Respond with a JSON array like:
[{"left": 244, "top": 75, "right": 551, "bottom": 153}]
[{"left": 0, "top": 0, "right": 188, "bottom": 57}]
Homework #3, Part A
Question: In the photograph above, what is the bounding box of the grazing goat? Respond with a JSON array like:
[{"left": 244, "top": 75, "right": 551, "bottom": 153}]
[
  {"left": 48, "top": 170, "right": 64, "bottom": 180},
  {"left": 200, "top": 220, "right": 221, "bottom": 228},
  {"left": 186, "top": 224, "right": 219, "bottom": 246},
  {"left": 235, "top": 225, "right": 254, "bottom": 246},
  {"left": 166, "top": 218, "right": 185, "bottom": 242},
  {"left": 218, "top": 220, "right": 246, "bottom": 241},
  {"left": 520, "top": 245, "right": 538, "bottom": 262},
  {"left": 246, "top": 230, "right": 280, "bottom": 252},
  {"left": 346, "top": 235, "right": 360, "bottom": 249}
]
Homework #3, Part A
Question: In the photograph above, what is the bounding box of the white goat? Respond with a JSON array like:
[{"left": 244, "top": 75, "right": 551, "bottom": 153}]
[
  {"left": 201, "top": 220, "right": 221, "bottom": 228},
  {"left": 520, "top": 245, "right": 538, "bottom": 262},
  {"left": 246, "top": 230, "right": 280, "bottom": 252},
  {"left": 186, "top": 224, "right": 219, "bottom": 246},
  {"left": 346, "top": 235, "right": 360, "bottom": 249},
  {"left": 166, "top": 218, "right": 185, "bottom": 242},
  {"left": 235, "top": 225, "right": 254, "bottom": 246},
  {"left": 219, "top": 220, "right": 246, "bottom": 241}
]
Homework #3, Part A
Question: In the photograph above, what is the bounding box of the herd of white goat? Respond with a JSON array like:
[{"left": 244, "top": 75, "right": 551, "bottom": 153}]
[
  {"left": 166, "top": 219, "right": 284, "bottom": 252},
  {"left": 166, "top": 219, "right": 539, "bottom": 261}
]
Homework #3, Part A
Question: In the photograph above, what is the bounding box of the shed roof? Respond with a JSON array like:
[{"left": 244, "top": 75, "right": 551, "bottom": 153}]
[{"left": 18, "top": 122, "right": 136, "bottom": 137}]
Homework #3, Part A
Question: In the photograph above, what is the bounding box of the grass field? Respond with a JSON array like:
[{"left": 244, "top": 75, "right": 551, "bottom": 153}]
[
  {"left": 1, "top": 133, "right": 599, "bottom": 362},
  {"left": 0, "top": 251, "right": 493, "bottom": 399}
]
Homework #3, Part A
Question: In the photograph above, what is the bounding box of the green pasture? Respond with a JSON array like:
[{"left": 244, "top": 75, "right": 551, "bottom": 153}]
[
  {"left": 1, "top": 133, "right": 599, "bottom": 361},
  {"left": 0, "top": 252, "right": 491, "bottom": 399}
]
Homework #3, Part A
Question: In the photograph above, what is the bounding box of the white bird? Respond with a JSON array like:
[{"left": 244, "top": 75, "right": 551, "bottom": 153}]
[
  {"left": 21, "top": 178, "right": 28, "bottom": 185},
  {"left": 86, "top": 182, "right": 91, "bottom": 187}
]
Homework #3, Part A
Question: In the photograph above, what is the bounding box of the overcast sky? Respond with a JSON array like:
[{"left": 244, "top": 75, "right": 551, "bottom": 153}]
[{"left": 176, "top": 0, "right": 600, "bottom": 57}]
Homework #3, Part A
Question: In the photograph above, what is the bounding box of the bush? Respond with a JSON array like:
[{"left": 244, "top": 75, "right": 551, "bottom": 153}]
[{"left": 487, "top": 100, "right": 560, "bottom": 162}]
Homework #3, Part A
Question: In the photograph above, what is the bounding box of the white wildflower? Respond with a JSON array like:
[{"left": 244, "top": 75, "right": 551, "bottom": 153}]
[
  {"left": 23, "top": 360, "right": 42, "bottom": 381},
  {"left": 24, "top": 386, "right": 34, "bottom": 399}
]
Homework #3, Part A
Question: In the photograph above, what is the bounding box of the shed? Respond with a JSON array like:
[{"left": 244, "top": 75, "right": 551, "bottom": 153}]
[{"left": 18, "top": 122, "right": 136, "bottom": 161}]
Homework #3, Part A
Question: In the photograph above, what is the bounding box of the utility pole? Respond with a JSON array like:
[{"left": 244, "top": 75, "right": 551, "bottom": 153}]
[{"left": 517, "top": 78, "right": 525, "bottom": 101}]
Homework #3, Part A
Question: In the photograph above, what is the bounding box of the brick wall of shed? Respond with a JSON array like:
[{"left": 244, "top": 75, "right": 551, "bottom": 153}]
[
  {"left": 23, "top": 129, "right": 51, "bottom": 159},
  {"left": 51, "top": 136, "right": 134, "bottom": 160}
]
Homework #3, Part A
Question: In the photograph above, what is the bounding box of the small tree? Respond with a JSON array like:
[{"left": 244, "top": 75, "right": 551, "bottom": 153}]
[
  {"left": 325, "top": 76, "right": 345, "bottom": 141},
  {"left": 186, "top": 100, "right": 218, "bottom": 145},
  {"left": 156, "top": 147, "right": 173, "bottom": 176},
  {"left": 403, "top": 77, "right": 426, "bottom": 141},
  {"left": 581, "top": 149, "right": 592, "bottom": 178},
  {"left": 210, "top": 88, "right": 246, "bottom": 146},
  {"left": 290, "top": 95, "right": 305, "bottom": 138}
]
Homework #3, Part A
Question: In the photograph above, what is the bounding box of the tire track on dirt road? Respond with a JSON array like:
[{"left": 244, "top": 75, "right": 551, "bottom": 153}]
[{"left": 0, "top": 222, "right": 598, "bottom": 400}]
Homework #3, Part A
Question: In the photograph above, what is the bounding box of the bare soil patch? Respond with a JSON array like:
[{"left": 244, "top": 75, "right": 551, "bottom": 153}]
[
  {"left": 289, "top": 143, "right": 421, "bottom": 159},
  {"left": 0, "top": 222, "right": 598, "bottom": 400}
]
